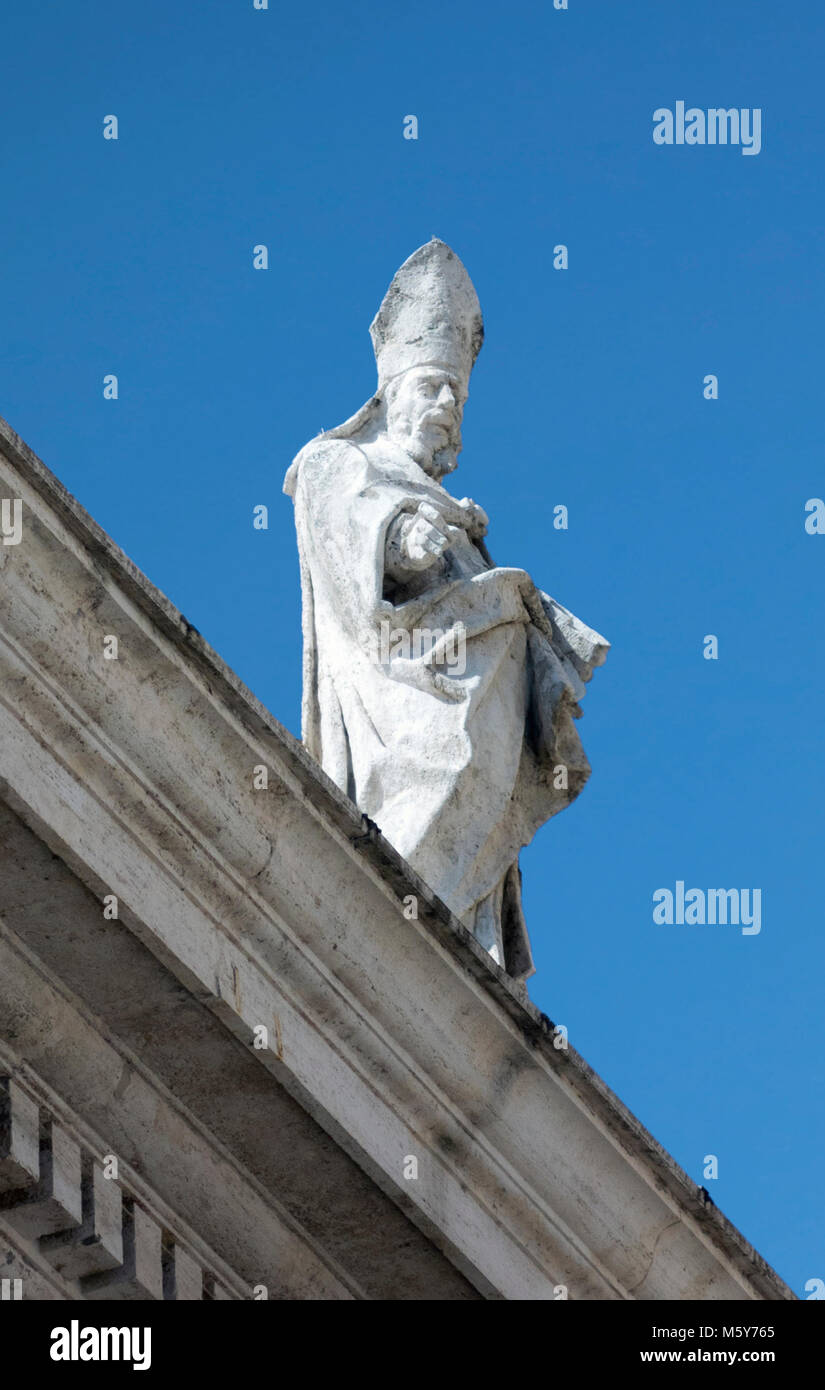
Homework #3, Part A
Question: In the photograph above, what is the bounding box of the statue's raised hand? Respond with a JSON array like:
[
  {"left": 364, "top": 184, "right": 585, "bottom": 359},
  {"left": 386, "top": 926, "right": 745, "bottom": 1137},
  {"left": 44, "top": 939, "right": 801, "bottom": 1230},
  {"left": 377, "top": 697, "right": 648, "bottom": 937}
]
[{"left": 399, "top": 501, "right": 453, "bottom": 571}]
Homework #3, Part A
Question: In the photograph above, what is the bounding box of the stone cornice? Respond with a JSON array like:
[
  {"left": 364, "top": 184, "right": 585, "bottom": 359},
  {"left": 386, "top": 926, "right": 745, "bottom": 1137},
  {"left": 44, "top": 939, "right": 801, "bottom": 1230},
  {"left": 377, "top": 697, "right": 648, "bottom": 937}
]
[{"left": 0, "top": 1051, "right": 243, "bottom": 1300}]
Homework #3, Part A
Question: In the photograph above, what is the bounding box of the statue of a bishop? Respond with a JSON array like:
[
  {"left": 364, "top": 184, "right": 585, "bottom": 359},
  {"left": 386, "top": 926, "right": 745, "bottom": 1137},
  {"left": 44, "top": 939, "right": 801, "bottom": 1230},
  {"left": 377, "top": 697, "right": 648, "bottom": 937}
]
[{"left": 284, "top": 240, "right": 608, "bottom": 981}]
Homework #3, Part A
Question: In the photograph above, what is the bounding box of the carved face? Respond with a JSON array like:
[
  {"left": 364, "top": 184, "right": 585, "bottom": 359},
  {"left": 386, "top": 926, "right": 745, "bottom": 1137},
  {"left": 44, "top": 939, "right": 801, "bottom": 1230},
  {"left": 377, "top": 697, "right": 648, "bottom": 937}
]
[{"left": 384, "top": 366, "right": 466, "bottom": 477}]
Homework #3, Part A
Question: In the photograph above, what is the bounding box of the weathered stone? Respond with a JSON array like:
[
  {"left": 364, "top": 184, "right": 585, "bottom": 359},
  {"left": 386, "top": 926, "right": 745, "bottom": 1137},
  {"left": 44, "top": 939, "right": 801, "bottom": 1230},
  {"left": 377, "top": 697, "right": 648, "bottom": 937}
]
[
  {"left": 284, "top": 240, "right": 607, "bottom": 978},
  {"left": 40, "top": 1156, "right": 123, "bottom": 1279},
  {"left": 81, "top": 1202, "right": 163, "bottom": 1301},
  {"left": 0, "top": 1078, "right": 39, "bottom": 1192},
  {"left": 165, "top": 1242, "right": 203, "bottom": 1301},
  {"left": 0, "top": 1120, "right": 82, "bottom": 1238}
]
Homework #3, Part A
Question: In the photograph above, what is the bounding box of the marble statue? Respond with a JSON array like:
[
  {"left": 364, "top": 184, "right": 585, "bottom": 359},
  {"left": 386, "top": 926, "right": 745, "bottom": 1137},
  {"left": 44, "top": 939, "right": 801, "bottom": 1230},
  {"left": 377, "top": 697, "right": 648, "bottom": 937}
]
[{"left": 284, "top": 239, "right": 608, "bottom": 980}]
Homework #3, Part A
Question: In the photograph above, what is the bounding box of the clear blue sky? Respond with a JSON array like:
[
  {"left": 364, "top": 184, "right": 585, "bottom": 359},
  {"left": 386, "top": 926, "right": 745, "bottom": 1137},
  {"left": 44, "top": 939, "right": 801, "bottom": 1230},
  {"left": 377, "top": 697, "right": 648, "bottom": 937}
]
[{"left": 1, "top": 0, "right": 822, "bottom": 1297}]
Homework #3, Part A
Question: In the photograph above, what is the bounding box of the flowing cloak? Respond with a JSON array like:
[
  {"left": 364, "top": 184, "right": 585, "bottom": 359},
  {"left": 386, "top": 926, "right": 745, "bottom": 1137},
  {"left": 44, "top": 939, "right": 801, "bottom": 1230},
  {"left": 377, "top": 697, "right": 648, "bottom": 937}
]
[{"left": 284, "top": 429, "right": 608, "bottom": 981}]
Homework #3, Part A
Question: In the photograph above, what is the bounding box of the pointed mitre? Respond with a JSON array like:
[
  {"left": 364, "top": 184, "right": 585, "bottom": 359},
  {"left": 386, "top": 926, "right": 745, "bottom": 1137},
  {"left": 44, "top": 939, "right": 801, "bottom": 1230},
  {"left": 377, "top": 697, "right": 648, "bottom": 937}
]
[
  {"left": 370, "top": 238, "right": 483, "bottom": 390},
  {"left": 284, "top": 239, "right": 483, "bottom": 496}
]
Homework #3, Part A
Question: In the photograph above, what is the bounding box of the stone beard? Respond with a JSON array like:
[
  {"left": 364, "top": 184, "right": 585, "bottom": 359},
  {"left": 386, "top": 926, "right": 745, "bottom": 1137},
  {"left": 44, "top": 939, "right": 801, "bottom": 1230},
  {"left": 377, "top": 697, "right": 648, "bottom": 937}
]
[{"left": 284, "top": 240, "right": 607, "bottom": 981}]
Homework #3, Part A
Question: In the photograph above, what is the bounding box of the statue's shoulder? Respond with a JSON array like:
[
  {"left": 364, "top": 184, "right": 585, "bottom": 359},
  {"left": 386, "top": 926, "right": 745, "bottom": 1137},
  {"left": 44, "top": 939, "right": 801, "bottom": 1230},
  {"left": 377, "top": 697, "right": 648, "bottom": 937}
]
[{"left": 283, "top": 435, "right": 367, "bottom": 497}]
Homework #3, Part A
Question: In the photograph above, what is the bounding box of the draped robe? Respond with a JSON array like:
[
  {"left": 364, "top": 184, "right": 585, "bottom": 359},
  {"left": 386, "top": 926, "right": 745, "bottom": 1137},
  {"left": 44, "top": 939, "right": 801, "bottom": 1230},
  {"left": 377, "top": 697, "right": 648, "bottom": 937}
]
[{"left": 284, "top": 426, "right": 608, "bottom": 980}]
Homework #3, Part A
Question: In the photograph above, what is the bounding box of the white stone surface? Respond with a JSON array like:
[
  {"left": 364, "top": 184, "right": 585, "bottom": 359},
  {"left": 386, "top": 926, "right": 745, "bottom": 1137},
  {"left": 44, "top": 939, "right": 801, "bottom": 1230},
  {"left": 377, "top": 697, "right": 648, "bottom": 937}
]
[{"left": 285, "top": 241, "right": 608, "bottom": 977}]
